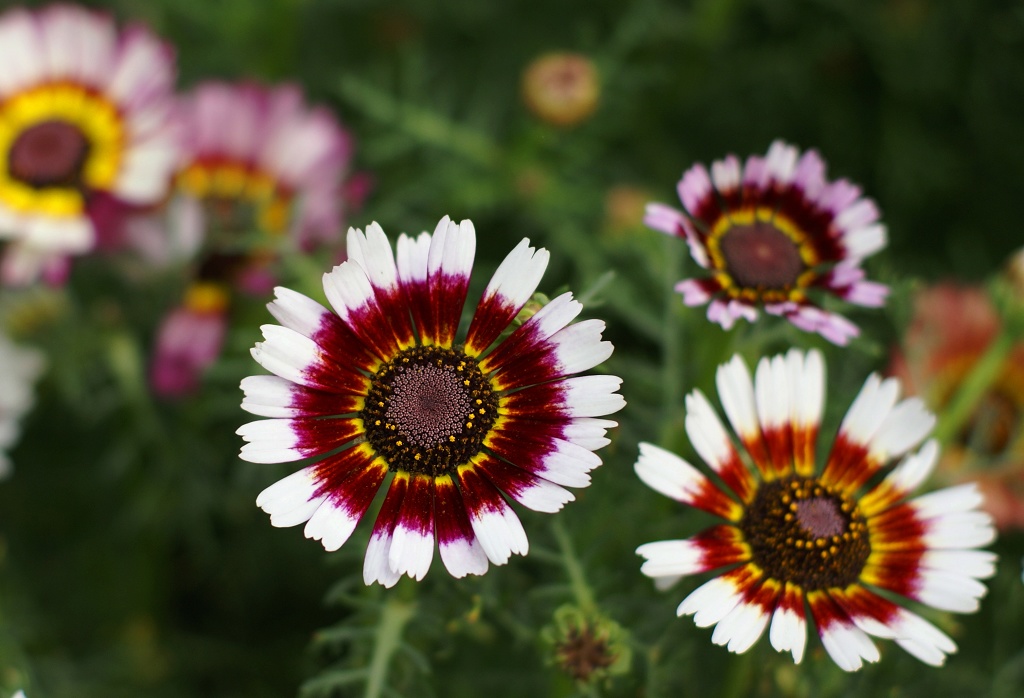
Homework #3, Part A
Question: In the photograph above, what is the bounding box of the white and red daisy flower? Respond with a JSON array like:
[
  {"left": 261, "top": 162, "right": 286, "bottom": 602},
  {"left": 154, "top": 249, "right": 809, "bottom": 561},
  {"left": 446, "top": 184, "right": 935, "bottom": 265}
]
[
  {"left": 0, "top": 4, "right": 180, "bottom": 283},
  {"left": 645, "top": 141, "right": 889, "bottom": 345},
  {"left": 238, "top": 216, "right": 624, "bottom": 586},
  {"left": 635, "top": 349, "right": 996, "bottom": 671},
  {"left": 172, "top": 81, "right": 352, "bottom": 250},
  {"left": 0, "top": 331, "right": 45, "bottom": 479}
]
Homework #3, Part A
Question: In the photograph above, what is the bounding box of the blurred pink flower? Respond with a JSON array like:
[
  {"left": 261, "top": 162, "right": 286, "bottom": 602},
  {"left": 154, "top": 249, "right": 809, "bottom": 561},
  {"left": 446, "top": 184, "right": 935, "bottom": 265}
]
[
  {"left": 0, "top": 4, "right": 180, "bottom": 284},
  {"left": 890, "top": 282, "right": 1024, "bottom": 530},
  {"left": 173, "top": 81, "right": 353, "bottom": 251},
  {"left": 646, "top": 140, "right": 888, "bottom": 345},
  {"left": 149, "top": 283, "right": 228, "bottom": 398}
]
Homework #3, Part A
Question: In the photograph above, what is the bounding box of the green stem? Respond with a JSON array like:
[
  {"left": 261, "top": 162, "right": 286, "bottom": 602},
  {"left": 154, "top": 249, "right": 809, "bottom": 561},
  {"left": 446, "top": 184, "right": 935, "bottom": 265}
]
[
  {"left": 364, "top": 598, "right": 416, "bottom": 698},
  {"left": 551, "top": 520, "right": 596, "bottom": 613},
  {"left": 660, "top": 236, "right": 684, "bottom": 429},
  {"left": 932, "top": 330, "right": 1014, "bottom": 446}
]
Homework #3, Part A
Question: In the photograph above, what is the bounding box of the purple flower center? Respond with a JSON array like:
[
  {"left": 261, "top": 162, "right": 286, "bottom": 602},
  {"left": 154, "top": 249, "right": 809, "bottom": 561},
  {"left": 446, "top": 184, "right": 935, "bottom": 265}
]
[
  {"left": 8, "top": 120, "right": 90, "bottom": 188},
  {"left": 741, "top": 477, "right": 870, "bottom": 590},
  {"left": 718, "top": 222, "right": 804, "bottom": 290},
  {"left": 386, "top": 363, "right": 473, "bottom": 447},
  {"left": 362, "top": 346, "right": 498, "bottom": 476},
  {"left": 795, "top": 497, "right": 845, "bottom": 538}
]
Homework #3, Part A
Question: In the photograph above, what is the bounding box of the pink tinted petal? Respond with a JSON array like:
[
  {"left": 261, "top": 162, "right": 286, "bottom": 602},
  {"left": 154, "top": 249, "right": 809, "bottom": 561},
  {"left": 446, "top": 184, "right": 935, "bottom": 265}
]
[{"left": 150, "top": 307, "right": 226, "bottom": 397}]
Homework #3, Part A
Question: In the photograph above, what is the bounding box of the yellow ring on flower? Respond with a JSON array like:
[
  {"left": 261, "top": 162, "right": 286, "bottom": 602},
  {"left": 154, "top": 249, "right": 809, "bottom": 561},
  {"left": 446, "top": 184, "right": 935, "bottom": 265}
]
[
  {"left": 705, "top": 206, "right": 821, "bottom": 302},
  {"left": 176, "top": 161, "right": 293, "bottom": 235},
  {"left": 0, "top": 82, "right": 124, "bottom": 217}
]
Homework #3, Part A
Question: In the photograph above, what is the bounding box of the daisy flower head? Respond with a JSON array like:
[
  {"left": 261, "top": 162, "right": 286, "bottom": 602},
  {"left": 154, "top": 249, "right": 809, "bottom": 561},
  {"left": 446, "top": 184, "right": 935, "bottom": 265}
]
[
  {"left": 238, "top": 217, "right": 624, "bottom": 586},
  {"left": 172, "top": 81, "right": 352, "bottom": 250},
  {"left": 635, "top": 349, "right": 996, "bottom": 671},
  {"left": 0, "top": 4, "right": 180, "bottom": 283},
  {"left": 645, "top": 141, "right": 889, "bottom": 345}
]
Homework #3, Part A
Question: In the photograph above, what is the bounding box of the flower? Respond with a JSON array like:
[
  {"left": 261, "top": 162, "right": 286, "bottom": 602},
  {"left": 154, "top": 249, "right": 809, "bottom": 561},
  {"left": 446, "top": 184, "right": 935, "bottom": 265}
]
[
  {"left": 542, "top": 605, "right": 632, "bottom": 685},
  {"left": 0, "top": 4, "right": 179, "bottom": 283},
  {"left": 645, "top": 141, "right": 889, "bottom": 345},
  {"left": 0, "top": 331, "right": 45, "bottom": 478},
  {"left": 635, "top": 349, "right": 996, "bottom": 671},
  {"left": 237, "top": 217, "right": 624, "bottom": 586},
  {"left": 172, "top": 81, "right": 352, "bottom": 251},
  {"left": 149, "top": 282, "right": 228, "bottom": 397},
  {"left": 521, "top": 53, "right": 600, "bottom": 127},
  {"left": 890, "top": 282, "right": 1024, "bottom": 530}
]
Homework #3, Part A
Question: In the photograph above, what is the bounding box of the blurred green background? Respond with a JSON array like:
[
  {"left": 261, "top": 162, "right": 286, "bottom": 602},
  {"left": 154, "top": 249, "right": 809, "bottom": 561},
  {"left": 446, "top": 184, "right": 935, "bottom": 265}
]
[{"left": 2, "top": 0, "right": 1023, "bottom": 696}]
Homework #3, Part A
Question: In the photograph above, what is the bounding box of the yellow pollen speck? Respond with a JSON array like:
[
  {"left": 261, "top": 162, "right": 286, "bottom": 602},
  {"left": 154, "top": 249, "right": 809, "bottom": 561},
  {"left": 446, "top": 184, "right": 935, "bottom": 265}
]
[
  {"left": 795, "top": 540, "right": 804, "bottom": 549},
  {"left": 449, "top": 435, "right": 455, "bottom": 442},
  {"left": 784, "top": 513, "right": 793, "bottom": 522},
  {"left": 375, "top": 420, "right": 381, "bottom": 426},
  {"left": 815, "top": 539, "right": 826, "bottom": 548},
  {"left": 415, "top": 453, "right": 422, "bottom": 460}
]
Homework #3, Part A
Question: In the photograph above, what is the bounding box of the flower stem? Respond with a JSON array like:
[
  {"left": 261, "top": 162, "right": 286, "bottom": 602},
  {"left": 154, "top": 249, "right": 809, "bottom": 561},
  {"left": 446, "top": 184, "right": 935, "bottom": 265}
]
[
  {"left": 552, "top": 519, "right": 596, "bottom": 613},
  {"left": 932, "top": 330, "right": 1014, "bottom": 446},
  {"left": 660, "top": 235, "right": 684, "bottom": 430},
  {"left": 364, "top": 597, "right": 416, "bottom": 698}
]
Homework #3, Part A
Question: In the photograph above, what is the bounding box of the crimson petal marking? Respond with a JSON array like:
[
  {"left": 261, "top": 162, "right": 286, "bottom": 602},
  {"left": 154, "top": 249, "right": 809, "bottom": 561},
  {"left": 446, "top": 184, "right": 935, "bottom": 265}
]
[
  {"left": 755, "top": 353, "right": 795, "bottom": 478},
  {"left": 821, "top": 374, "right": 899, "bottom": 487},
  {"left": 684, "top": 389, "right": 755, "bottom": 503},
  {"left": 829, "top": 586, "right": 957, "bottom": 666},
  {"left": 807, "top": 590, "right": 880, "bottom": 672},
  {"left": 488, "top": 319, "right": 613, "bottom": 390},
  {"left": 303, "top": 453, "right": 386, "bottom": 551},
  {"left": 456, "top": 462, "right": 528, "bottom": 565},
  {"left": 310, "top": 442, "right": 382, "bottom": 500},
  {"left": 236, "top": 416, "right": 361, "bottom": 463},
  {"left": 769, "top": 582, "right": 808, "bottom": 663},
  {"left": 790, "top": 349, "right": 824, "bottom": 476},
  {"left": 635, "top": 442, "right": 743, "bottom": 521},
  {"left": 711, "top": 576, "right": 780, "bottom": 654},
  {"left": 499, "top": 375, "right": 625, "bottom": 420},
  {"left": 396, "top": 232, "right": 435, "bottom": 344},
  {"left": 363, "top": 472, "right": 406, "bottom": 588},
  {"left": 322, "top": 260, "right": 403, "bottom": 361},
  {"left": 346, "top": 223, "right": 417, "bottom": 350},
  {"left": 489, "top": 414, "right": 616, "bottom": 452},
  {"left": 434, "top": 474, "right": 488, "bottom": 578},
  {"left": 474, "top": 452, "right": 574, "bottom": 513},
  {"left": 859, "top": 440, "right": 939, "bottom": 517},
  {"left": 240, "top": 375, "right": 363, "bottom": 419},
  {"left": 478, "top": 292, "right": 582, "bottom": 374},
  {"left": 252, "top": 325, "right": 370, "bottom": 395},
  {"left": 465, "top": 238, "right": 550, "bottom": 356},
  {"left": 267, "top": 286, "right": 377, "bottom": 372},
  {"left": 678, "top": 564, "right": 761, "bottom": 627},
  {"left": 389, "top": 473, "right": 435, "bottom": 581},
  {"left": 636, "top": 524, "right": 749, "bottom": 578},
  {"left": 427, "top": 217, "right": 475, "bottom": 348},
  {"left": 836, "top": 398, "right": 935, "bottom": 493},
  {"left": 485, "top": 428, "right": 601, "bottom": 488},
  {"left": 715, "top": 355, "right": 773, "bottom": 477}
]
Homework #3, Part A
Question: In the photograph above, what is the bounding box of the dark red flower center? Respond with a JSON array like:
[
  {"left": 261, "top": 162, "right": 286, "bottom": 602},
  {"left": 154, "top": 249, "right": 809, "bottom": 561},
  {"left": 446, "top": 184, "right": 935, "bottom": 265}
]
[
  {"left": 8, "top": 120, "right": 90, "bottom": 188},
  {"left": 362, "top": 345, "right": 497, "bottom": 477},
  {"left": 718, "top": 221, "right": 805, "bottom": 290},
  {"left": 741, "top": 477, "right": 870, "bottom": 590}
]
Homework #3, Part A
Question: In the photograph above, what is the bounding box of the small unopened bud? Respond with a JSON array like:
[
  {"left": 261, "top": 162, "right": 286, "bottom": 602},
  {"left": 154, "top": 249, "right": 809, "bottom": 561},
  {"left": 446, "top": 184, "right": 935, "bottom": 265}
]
[
  {"left": 521, "top": 53, "right": 600, "bottom": 127},
  {"left": 542, "top": 605, "right": 631, "bottom": 685}
]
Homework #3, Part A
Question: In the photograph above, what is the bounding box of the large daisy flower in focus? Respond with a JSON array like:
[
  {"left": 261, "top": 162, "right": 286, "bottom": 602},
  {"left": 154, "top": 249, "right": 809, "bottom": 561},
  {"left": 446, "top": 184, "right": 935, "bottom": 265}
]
[
  {"left": 237, "top": 217, "right": 624, "bottom": 586},
  {"left": 0, "top": 4, "right": 179, "bottom": 283},
  {"left": 172, "top": 81, "right": 352, "bottom": 250},
  {"left": 645, "top": 141, "right": 888, "bottom": 345},
  {"left": 0, "top": 331, "right": 45, "bottom": 479},
  {"left": 635, "top": 349, "right": 996, "bottom": 670}
]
